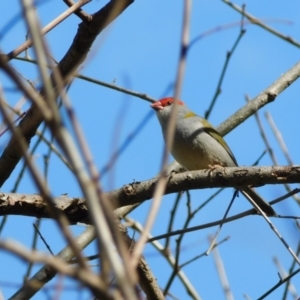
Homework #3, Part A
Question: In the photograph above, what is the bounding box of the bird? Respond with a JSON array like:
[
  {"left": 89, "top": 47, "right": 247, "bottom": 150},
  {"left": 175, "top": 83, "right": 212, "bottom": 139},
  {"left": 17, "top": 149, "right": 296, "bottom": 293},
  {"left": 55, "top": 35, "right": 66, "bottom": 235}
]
[{"left": 151, "top": 97, "right": 276, "bottom": 216}]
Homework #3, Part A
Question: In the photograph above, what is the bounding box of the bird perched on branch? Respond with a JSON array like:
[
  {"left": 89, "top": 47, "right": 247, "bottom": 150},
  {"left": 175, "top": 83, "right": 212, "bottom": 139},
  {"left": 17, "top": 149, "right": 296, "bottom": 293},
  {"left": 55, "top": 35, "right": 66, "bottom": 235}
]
[{"left": 151, "top": 97, "right": 276, "bottom": 216}]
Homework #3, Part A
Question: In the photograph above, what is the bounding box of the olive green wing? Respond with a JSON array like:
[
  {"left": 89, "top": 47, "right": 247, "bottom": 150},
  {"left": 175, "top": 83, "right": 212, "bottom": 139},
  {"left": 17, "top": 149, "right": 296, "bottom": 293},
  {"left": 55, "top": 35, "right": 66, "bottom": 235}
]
[{"left": 201, "top": 118, "right": 238, "bottom": 166}]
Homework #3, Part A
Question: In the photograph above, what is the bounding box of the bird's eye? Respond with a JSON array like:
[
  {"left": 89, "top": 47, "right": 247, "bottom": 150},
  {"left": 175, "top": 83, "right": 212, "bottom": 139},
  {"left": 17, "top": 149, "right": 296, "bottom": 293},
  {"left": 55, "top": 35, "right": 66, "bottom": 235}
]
[{"left": 167, "top": 101, "right": 172, "bottom": 106}]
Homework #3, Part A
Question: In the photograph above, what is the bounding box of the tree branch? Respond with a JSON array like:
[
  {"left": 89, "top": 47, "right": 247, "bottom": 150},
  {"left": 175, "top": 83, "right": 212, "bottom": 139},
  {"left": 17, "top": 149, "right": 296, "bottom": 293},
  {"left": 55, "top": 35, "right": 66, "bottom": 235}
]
[
  {"left": 217, "top": 60, "right": 300, "bottom": 136},
  {"left": 0, "top": 0, "right": 134, "bottom": 187},
  {"left": 0, "top": 165, "right": 299, "bottom": 220}
]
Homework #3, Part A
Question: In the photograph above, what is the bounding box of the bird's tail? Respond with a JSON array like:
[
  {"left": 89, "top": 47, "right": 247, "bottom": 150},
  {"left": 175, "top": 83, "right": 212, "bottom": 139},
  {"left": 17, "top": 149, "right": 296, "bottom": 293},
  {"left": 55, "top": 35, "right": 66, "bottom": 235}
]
[{"left": 240, "top": 186, "right": 277, "bottom": 216}]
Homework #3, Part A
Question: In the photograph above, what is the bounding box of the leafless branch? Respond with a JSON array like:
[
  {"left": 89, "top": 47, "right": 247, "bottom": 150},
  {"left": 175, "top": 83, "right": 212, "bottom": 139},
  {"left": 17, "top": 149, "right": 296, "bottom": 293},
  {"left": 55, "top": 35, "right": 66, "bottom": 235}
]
[
  {"left": 223, "top": 0, "right": 300, "bottom": 48},
  {"left": 0, "top": 166, "right": 299, "bottom": 219},
  {"left": 217, "top": 60, "right": 300, "bottom": 136}
]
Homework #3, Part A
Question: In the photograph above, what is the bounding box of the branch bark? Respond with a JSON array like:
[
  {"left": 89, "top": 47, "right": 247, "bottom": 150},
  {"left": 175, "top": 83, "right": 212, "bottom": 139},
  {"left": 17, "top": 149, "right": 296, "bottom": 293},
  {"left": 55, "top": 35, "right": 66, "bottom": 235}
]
[
  {"left": 0, "top": 0, "right": 134, "bottom": 187},
  {"left": 0, "top": 165, "right": 298, "bottom": 220},
  {"left": 217, "top": 60, "right": 300, "bottom": 136}
]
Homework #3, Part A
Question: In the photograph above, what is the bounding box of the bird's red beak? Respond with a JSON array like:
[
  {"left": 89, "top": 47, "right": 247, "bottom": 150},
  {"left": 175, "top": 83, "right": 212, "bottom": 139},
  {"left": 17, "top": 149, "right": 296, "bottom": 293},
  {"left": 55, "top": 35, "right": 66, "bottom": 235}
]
[{"left": 150, "top": 101, "right": 163, "bottom": 111}]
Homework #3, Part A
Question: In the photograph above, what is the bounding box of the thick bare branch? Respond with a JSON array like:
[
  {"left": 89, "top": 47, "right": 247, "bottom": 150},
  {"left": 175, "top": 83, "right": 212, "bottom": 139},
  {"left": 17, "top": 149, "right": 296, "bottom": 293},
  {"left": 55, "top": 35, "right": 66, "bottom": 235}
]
[
  {"left": 0, "top": 165, "right": 299, "bottom": 220},
  {"left": 109, "top": 165, "right": 300, "bottom": 209},
  {"left": 0, "top": 0, "right": 134, "bottom": 187}
]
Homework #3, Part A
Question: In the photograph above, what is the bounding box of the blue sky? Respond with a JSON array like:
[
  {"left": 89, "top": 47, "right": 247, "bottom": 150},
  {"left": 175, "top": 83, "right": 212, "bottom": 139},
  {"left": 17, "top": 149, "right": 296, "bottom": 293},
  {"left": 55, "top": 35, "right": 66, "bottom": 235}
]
[{"left": 0, "top": 0, "right": 300, "bottom": 299}]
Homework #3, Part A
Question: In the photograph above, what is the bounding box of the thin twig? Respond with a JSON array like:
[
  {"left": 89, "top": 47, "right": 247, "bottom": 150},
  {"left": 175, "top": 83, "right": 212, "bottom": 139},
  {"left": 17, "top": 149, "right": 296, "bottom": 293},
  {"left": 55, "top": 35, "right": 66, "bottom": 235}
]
[
  {"left": 180, "top": 237, "right": 230, "bottom": 269},
  {"left": 248, "top": 95, "right": 300, "bottom": 202},
  {"left": 206, "top": 190, "right": 237, "bottom": 255},
  {"left": 282, "top": 241, "right": 300, "bottom": 299},
  {"left": 273, "top": 257, "right": 298, "bottom": 299},
  {"left": 33, "top": 222, "right": 54, "bottom": 255},
  {"left": 265, "top": 111, "right": 300, "bottom": 200},
  {"left": 164, "top": 192, "right": 183, "bottom": 250},
  {"left": 164, "top": 191, "right": 193, "bottom": 296},
  {"left": 148, "top": 189, "right": 300, "bottom": 243},
  {"left": 23, "top": 219, "right": 42, "bottom": 281},
  {"left": 125, "top": 216, "right": 201, "bottom": 300},
  {"left": 210, "top": 235, "right": 234, "bottom": 300},
  {"left": 241, "top": 187, "right": 300, "bottom": 267},
  {"left": 205, "top": 7, "right": 246, "bottom": 119},
  {"left": 63, "top": 0, "right": 92, "bottom": 22},
  {"left": 257, "top": 267, "right": 300, "bottom": 300},
  {"left": 14, "top": 56, "right": 157, "bottom": 102},
  {"left": 131, "top": 0, "right": 192, "bottom": 268},
  {"left": 6, "top": 0, "right": 91, "bottom": 60},
  {"left": 189, "top": 19, "right": 293, "bottom": 50},
  {"left": 265, "top": 112, "right": 294, "bottom": 166},
  {"left": 222, "top": 0, "right": 300, "bottom": 49}
]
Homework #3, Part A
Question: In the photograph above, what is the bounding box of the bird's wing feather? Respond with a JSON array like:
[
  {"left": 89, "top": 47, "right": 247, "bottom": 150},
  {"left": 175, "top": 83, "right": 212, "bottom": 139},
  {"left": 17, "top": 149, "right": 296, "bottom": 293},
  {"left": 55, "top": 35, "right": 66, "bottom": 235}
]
[{"left": 201, "top": 118, "right": 238, "bottom": 166}]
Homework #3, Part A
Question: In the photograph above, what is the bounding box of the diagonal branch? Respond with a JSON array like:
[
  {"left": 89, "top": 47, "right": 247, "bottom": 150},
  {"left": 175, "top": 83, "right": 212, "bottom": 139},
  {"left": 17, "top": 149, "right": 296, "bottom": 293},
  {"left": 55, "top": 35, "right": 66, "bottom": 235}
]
[
  {"left": 222, "top": 0, "right": 300, "bottom": 49},
  {"left": 0, "top": 0, "right": 134, "bottom": 187},
  {"left": 0, "top": 238, "right": 112, "bottom": 300},
  {"left": 217, "top": 60, "right": 300, "bottom": 136},
  {"left": 6, "top": 0, "right": 91, "bottom": 61}
]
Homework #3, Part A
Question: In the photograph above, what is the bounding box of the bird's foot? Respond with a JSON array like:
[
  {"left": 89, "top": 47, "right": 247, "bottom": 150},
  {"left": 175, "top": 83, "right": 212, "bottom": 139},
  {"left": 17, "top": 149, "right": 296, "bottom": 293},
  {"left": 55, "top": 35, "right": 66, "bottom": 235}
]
[{"left": 207, "top": 164, "right": 225, "bottom": 180}]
